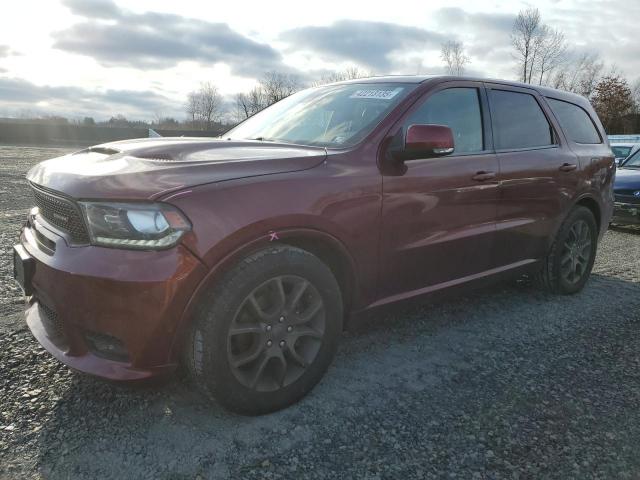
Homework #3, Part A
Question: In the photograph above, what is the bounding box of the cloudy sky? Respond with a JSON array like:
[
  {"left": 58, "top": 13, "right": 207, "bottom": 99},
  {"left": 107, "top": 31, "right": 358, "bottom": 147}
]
[{"left": 0, "top": 0, "right": 636, "bottom": 121}]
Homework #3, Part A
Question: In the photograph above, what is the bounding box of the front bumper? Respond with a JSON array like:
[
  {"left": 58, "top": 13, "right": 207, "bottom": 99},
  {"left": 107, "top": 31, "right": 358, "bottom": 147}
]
[
  {"left": 612, "top": 201, "right": 640, "bottom": 225},
  {"left": 17, "top": 215, "right": 207, "bottom": 380}
]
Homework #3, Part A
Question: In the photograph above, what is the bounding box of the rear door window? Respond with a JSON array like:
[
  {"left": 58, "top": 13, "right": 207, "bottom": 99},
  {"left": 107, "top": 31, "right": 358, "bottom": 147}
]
[
  {"left": 489, "top": 89, "right": 554, "bottom": 150},
  {"left": 546, "top": 98, "right": 601, "bottom": 144},
  {"left": 405, "top": 87, "right": 484, "bottom": 154}
]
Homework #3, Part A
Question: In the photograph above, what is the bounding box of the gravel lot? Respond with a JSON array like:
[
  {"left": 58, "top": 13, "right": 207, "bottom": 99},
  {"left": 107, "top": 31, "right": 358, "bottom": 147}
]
[{"left": 1, "top": 145, "right": 640, "bottom": 479}]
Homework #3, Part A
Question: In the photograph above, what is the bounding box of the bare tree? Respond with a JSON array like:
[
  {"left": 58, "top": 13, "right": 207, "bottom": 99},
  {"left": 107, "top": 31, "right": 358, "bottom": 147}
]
[
  {"left": 579, "top": 57, "right": 605, "bottom": 98},
  {"left": 511, "top": 8, "right": 542, "bottom": 83},
  {"left": 186, "top": 91, "right": 199, "bottom": 125},
  {"left": 440, "top": 40, "right": 470, "bottom": 76},
  {"left": 235, "top": 86, "right": 268, "bottom": 121},
  {"left": 234, "top": 72, "right": 302, "bottom": 121},
  {"left": 260, "top": 71, "right": 301, "bottom": 105},
  {"left": 550, "top": 52, "right": 604, "bottom": 97},
  {"left": 512, "top": 8, "right": 571, "bottom": 85},
  {"left": 248, "top": 86, "right": 267, "bottom": 113},
  {"left": 198, "top": 81, "right": 220, "bottom": 130},
  {"left": 343, "top": 66, "right": 368, "bottom": 80},
  {"left": 313, "top": 66, "right": 370, "bottom": 86},
  {"left": 235, "top": 93, "right": 251, "bottom": 121},
  {"left": 534, "top": 28, "right": 567, "bottom": 85},
  {"left": 185, "top": 82, "right": 221, "bottom": 129}
]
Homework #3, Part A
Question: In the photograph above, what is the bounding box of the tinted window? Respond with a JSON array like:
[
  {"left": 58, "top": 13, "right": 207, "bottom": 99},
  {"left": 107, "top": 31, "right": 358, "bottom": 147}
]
[
  {"left": 547, "top": 98, "right": 601, "bottom": 144},
  {"left": 489, "top": 90, "right": 553, "bottom": 150},
  {"left": 406, "top": 88, "right": 483, "bottom": 153}
]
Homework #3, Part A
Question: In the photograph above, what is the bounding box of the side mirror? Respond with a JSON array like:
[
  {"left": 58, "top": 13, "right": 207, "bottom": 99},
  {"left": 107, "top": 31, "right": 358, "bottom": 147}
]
[{"left": 393, "top": 124, "right": 454, "bottom": 161}]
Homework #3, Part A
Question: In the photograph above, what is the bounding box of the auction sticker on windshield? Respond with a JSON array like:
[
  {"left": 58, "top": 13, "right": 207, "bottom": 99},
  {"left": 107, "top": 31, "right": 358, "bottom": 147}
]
[{"left": 350, "top": 88, "right": 403, "bottom": 100}]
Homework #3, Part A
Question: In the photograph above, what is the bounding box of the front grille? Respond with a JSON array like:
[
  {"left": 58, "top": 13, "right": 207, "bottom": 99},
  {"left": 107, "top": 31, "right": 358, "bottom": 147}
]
[{"left": 30, "top": 183, "right": 89, "bottom": 243}]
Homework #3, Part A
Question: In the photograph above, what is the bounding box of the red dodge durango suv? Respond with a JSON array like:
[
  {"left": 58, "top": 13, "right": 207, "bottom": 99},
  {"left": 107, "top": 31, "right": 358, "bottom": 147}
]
[{"left": 13, "top": 76, "right": 615, "bottom": 414}]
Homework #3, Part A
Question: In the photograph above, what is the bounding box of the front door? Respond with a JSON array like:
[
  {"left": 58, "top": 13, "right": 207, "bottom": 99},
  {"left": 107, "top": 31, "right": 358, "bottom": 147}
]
[{"left": 377, "top": 82, "right": 500, "bottom": 302}]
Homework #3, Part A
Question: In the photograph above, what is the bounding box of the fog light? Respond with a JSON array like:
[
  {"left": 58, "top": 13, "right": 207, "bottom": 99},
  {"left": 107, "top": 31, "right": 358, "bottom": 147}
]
[{"left": 85, "top": 331, "right": 129, "bottom": 362}]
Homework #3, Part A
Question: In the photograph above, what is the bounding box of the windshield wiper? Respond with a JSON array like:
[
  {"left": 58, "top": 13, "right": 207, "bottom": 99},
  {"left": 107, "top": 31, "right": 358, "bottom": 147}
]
[{"left": 250, "top": 137, "right": 275, "bottom": 142}]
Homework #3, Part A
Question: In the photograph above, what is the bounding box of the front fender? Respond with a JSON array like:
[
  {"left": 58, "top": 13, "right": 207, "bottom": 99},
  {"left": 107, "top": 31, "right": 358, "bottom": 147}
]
[
  {"left": 166, "top": 225, "right": 359, "bottom": 364},
  {"left": 161, "top": 165, "right": 383, "bottom": 363}
]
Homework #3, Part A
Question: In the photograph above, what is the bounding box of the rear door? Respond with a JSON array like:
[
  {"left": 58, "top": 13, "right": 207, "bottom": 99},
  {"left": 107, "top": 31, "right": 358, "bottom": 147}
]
[
  {"left": 545, "top": 96, "right": 615, "bottom": 231},
  {"left": 486, "top": 84, "right": 580, "bottom": 267},
  {"left": 377, "top": 81, "right": 500, "bottom": 301}
]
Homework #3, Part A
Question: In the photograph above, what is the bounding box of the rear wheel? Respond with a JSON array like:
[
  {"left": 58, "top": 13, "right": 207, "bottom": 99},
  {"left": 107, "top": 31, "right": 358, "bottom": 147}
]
[
  {"left": 185, "top": 245, "right": 343, "bottom": 415},
  {"left": 534, "top": 206, "right": 598, "bottom": 294}
]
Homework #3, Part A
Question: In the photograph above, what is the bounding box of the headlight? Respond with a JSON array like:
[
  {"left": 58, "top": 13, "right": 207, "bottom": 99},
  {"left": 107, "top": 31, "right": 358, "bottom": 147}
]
[{"left": 79, "top": 202, "right": 191, "bottom": 250}]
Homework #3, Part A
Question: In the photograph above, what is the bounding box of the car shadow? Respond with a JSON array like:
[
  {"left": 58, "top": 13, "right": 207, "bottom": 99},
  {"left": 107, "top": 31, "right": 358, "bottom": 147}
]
[{"left": 32, "top": 272, "right": 640, "bottom": 478}]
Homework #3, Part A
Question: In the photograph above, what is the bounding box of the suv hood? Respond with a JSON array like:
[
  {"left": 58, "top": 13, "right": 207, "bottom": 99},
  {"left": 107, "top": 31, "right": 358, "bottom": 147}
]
[{"left": 27, "top": 137, "right": 327, "bottom": 200}]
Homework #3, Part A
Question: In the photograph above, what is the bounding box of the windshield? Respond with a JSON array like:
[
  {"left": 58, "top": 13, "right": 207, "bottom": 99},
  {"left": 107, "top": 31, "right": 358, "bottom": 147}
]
[
  {"left": 226, "top": 83, "right": 416, "bottom": 148},
  {"left": 622, "top": 149, "right": 640, "bottom": 168},
  {"left": 612, "top": 146, "right": 632, "bottom": 158}
]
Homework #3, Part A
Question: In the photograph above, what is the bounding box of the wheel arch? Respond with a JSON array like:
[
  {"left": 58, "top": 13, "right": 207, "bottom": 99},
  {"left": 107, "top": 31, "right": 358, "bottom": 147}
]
[
  {"left": 574, "top": 195, "right": 602, "bottom": 233},
  {"left": 169, "top": 227, "right": 359, "bottom": 362},
  {"left": 280, "top": 234, "right": 357, "bottom": 315}
]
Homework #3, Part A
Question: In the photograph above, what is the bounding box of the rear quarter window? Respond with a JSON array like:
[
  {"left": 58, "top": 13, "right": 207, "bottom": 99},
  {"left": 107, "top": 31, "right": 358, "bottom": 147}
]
[{"left": 546, "top": 98, "right": 602, "bottom": 144}]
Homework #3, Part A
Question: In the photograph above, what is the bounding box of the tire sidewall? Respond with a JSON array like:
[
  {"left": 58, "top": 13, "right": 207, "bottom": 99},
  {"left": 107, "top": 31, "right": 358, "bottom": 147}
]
[
  {"left": 191, "top": 247, "right": 343, "bottom": 415},
  {"left": 553, "top": 207, "right": 598, "bottom": 294}
]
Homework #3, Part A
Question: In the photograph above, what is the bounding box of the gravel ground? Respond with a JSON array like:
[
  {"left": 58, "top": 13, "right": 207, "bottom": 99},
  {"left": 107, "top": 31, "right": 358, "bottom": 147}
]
[
  {"left": 1, "top": 145, "right": 640, "bottom": 479},
  {"left": 0, "top": 146, "right": 76, "bottom": 322}
]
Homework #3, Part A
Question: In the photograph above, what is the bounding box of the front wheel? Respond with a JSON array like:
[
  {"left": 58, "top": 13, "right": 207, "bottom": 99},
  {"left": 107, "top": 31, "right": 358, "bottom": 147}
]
[
  {"left": 185, "top": 245, "right": 343, "bottom": 415},
  {"left": 534, "top": 206, "right": 598, "bottom": 294}
]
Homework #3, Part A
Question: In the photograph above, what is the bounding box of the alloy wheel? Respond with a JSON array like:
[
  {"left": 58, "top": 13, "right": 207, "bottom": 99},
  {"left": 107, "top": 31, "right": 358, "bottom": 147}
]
[
  {"left": 559, "top": 219, "right": 592, "bottom": 285},
  {"left": 227, "top": 275, "right": 326, "bottom": 392}
]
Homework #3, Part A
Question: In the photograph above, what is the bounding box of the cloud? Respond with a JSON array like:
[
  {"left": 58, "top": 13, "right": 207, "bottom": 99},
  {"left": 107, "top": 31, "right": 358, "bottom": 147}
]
[
  {"left": 0, "top": 45, "right": 13, "bottom": 58},
  {"left": 434, "top": 8, "right": 515, "bottom": 35},
  {"left": 432, "top": 8, "right": 515, "bottom": 59},
  {"left": 63, "top": 0, "right": 120, "bottom": 19},
  {"left": 0, "top": 77, "right": 181, "bottom": 119},
  {"left": 53, "top": 0, "right": 289, "bottom": 77},
  {"left": 281, "top": 20, "right": 447, "bottom": 72}
]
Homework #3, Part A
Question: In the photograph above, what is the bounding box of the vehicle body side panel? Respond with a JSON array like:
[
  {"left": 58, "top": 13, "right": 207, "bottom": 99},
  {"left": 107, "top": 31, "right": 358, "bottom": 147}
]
[{"left": 167, "top": 148, "right": 382, "bottom": 311}]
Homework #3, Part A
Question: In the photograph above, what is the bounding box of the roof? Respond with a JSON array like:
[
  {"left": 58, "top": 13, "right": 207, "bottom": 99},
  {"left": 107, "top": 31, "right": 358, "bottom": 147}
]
[
  {"left": 335, "top": 75, "right": 590, "bottom": 107},
  {"left": 336, "top": 75, "right": 438, "bottom": 84}
]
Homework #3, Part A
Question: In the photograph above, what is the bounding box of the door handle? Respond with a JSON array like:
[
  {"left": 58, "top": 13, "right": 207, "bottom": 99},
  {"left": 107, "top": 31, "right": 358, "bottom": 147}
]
[
  {"left": 559, "top": 163, "right": 577, "bottom": 172},
  {"left": 472, "top": 171, "right": 496, "bottom": 181}
]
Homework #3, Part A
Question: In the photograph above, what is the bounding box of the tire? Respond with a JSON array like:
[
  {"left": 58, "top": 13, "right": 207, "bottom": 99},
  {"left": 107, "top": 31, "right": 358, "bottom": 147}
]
[
  {"left": 184, "top": 245, "right": 343, "bottom": 415},
  {"left": 534, "top": 206, "right": 598, "bottom": 295}
]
